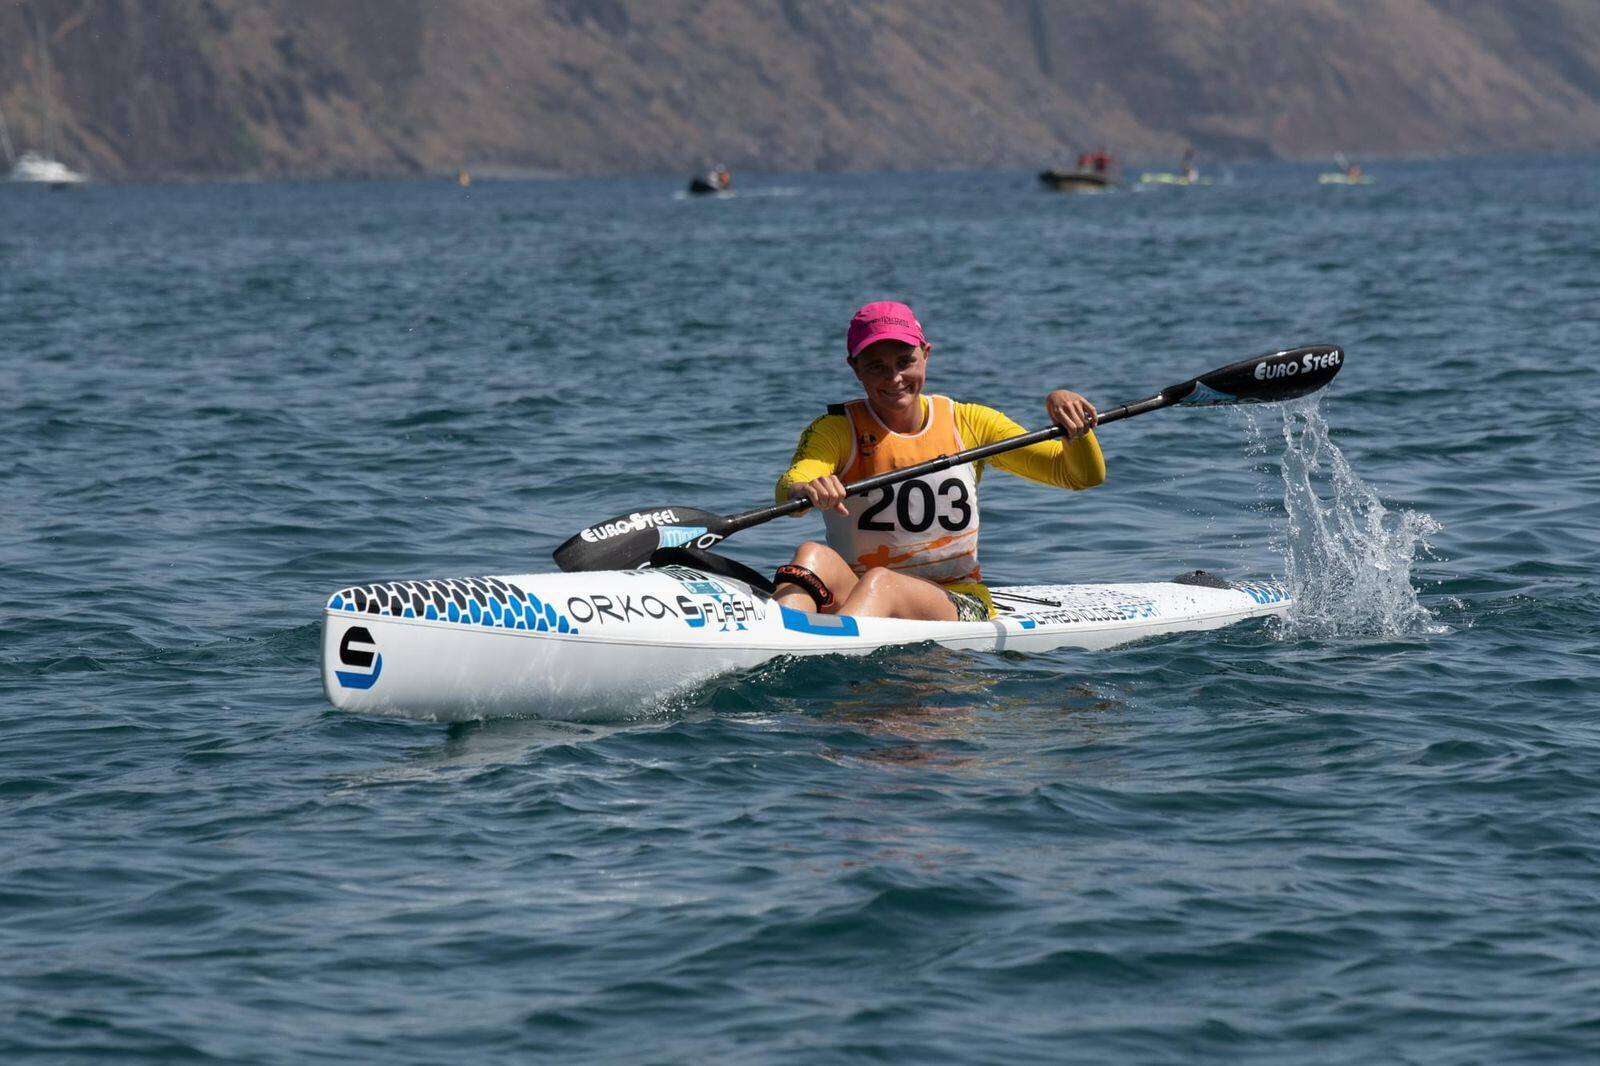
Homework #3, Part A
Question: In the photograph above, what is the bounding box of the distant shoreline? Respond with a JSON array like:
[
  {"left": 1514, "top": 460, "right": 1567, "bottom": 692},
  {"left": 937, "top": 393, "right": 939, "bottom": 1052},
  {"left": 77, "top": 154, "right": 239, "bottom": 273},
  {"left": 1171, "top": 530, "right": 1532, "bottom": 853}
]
[
  {"left": 8, "top": 2, "right": 1600, "bottom": 191},
  {"left": 17, "top": 151, "right": 1597, "bottom": 188}
]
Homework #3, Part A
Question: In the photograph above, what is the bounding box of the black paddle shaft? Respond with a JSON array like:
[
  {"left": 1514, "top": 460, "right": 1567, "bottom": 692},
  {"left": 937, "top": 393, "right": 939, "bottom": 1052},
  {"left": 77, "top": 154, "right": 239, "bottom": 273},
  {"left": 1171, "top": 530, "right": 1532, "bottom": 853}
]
[
  {"left": 718, "top": 393, "right": 1168, "bottom": 533},
  {"left": 552, "top": 344, "right": 1342, "bottom": 571},
  {"left": 718, "top": 341, "right": 1347, "bottom": 532}
]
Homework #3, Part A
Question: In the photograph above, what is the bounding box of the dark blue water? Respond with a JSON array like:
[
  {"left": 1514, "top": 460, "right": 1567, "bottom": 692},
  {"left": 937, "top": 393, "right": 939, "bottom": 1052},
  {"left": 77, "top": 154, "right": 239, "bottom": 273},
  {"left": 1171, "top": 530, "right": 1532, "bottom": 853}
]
[{"left": 4, "top": 160, "right": 1598, "bottom": 1062}]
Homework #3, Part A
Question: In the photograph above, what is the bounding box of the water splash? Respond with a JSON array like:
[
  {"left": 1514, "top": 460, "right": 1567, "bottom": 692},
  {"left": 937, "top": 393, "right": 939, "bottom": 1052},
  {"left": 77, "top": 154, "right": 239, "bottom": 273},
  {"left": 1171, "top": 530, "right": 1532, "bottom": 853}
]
[{"left": 1241, "top": 400, "right": 1443, "bottom": 638}]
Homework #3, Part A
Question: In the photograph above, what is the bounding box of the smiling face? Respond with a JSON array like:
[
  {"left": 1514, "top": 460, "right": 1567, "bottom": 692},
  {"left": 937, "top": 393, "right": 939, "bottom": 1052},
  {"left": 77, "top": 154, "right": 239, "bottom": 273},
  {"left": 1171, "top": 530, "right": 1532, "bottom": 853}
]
[{"left": 849, "top": 340, "right": 930, "bottom": 426}]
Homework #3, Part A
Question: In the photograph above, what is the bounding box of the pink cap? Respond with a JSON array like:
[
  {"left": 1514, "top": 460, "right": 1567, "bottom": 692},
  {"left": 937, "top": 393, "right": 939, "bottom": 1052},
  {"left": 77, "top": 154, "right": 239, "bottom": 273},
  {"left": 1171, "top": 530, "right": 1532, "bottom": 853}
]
[{"left": 846, "top": 301, "right": 925, "bottom": 359}]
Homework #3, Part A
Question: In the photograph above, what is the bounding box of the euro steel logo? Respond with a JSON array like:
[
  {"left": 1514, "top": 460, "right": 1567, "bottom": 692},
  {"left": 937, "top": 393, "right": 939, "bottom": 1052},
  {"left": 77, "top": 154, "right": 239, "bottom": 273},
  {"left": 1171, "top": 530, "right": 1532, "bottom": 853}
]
[
  {"left": 1254, "top": 348, "right": 1341, "bottom": 381},
  {"left": 580, "top": 509, "right": 681, "bottom": 543}
]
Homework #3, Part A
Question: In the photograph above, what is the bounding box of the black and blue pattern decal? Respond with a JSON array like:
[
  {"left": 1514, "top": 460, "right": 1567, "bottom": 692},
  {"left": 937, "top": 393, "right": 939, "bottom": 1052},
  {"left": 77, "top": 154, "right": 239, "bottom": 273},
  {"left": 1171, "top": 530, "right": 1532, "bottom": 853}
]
[
  {"left": 1237, "top": 581, "right": 1290, "bottom": 606},
  {"left": 326, "top": 577, "right": 578, "bottom": 635}
]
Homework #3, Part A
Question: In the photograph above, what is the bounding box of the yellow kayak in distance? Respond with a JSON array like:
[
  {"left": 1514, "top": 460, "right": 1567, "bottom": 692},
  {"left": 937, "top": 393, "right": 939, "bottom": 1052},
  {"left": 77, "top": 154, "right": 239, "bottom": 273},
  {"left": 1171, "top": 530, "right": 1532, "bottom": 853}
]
[{"left": 1140, "top": 171, "right": 1213, "bottom": 187}]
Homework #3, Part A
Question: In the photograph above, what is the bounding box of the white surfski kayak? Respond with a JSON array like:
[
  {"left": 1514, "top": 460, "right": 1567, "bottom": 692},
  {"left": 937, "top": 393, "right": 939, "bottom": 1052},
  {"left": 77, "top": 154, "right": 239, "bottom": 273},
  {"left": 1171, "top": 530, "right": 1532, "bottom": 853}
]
[{"left": 320, "top": 563, "right": 1289, "bottom": 723}]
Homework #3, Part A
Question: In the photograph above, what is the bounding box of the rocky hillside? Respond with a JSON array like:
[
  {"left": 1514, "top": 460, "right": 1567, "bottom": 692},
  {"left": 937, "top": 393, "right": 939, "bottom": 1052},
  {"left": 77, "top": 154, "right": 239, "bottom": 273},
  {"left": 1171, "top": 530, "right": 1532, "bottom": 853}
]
[{"left": 4, "top": 0, "right": 1600, "bottom": 180}]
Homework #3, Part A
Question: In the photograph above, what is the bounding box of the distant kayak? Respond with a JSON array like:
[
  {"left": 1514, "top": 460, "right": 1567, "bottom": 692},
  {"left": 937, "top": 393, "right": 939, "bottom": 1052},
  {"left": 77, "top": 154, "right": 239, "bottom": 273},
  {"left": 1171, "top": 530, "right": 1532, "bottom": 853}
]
[
  {"left": 321, "top": 566, "right": 1290, "bottom": 722},
  {"left": 1319, "top": 172, "right": 1375, "bottom": 185},
  {"left": 1039, "top": 169, "right": 1118, "bottom": 193},
  {"left": 1140, "top": 171, "right": 1213, "bottom": 187},
  {"left": 689, "top": 165, "right": 734, "bottom": 196}
]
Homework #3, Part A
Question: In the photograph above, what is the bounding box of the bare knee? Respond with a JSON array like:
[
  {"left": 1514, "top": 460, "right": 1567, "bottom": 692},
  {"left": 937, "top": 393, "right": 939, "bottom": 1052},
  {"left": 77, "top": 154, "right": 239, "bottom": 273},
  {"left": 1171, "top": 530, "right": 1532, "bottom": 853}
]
[
  {"left": 855, "top": 567, "right": 894, "bottom": 592},
  {"left": 843, "top": 568, "right": 896, "bottom": 609},
  {"left": 793, "top": 542, "right": 854, "bottom": 587},
  {"left": 792, "top": 541, "right": 835, "bottom": 566},
  {"left": 839, "top": 567, "right": 955, "bottom": 621}
]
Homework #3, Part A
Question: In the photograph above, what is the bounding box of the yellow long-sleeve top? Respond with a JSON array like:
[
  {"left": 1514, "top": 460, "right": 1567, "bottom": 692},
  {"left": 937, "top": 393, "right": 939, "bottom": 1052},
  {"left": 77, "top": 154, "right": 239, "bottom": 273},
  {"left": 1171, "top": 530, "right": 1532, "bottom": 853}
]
[{"left": 775, "top": 399, "right": 1106, "bottom": 503}]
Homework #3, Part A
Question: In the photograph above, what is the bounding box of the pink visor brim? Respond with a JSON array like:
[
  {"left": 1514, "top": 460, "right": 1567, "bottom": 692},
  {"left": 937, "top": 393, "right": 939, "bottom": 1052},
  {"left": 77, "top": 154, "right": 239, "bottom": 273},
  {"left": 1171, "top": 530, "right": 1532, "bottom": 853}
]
[{"left": 848, "top": 329, "right": 925, "bottom": 359}]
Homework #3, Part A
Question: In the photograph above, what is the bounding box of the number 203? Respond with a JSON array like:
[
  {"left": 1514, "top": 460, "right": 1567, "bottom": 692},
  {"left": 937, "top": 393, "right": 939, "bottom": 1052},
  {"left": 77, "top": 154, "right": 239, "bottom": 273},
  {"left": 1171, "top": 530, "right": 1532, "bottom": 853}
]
[{"left": 858, "top": 477, "right": 972, "bottom": 533}]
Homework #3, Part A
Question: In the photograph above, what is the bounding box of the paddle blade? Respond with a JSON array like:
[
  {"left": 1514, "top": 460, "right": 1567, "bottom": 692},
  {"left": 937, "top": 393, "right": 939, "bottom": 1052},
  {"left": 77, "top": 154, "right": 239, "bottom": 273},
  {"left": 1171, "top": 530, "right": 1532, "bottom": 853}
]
[
  {"left": 1170, "top": 344, "right": 1345, "bottom": 406},
  {"left": 553, "top": 506, "right": 728, "bottom": 572}
]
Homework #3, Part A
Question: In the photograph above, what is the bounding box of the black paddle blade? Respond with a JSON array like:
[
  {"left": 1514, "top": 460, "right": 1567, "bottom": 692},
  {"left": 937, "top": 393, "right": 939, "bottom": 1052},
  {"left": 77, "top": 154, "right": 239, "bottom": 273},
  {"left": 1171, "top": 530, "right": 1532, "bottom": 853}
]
[
  {"left": 1170, "top": 344, "right": 1345, "bottom": 406},
  {"left": 553, "top": 506, "right": 729, "bottom": 572}
]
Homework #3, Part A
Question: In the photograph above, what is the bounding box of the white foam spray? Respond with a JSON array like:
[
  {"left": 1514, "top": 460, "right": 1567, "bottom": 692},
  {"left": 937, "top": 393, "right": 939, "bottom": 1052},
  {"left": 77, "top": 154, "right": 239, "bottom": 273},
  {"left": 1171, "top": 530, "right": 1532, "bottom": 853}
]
[{"left": 1240, "top": 400, "right": 1443, "bottom": 638}]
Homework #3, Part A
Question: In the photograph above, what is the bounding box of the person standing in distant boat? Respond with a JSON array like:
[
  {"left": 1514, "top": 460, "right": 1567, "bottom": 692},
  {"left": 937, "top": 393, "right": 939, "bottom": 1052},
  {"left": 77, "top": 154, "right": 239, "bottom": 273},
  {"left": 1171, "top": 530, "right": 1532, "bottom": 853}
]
[{"left": 772, "top": 302, "right": 1106, "bottom": 623}]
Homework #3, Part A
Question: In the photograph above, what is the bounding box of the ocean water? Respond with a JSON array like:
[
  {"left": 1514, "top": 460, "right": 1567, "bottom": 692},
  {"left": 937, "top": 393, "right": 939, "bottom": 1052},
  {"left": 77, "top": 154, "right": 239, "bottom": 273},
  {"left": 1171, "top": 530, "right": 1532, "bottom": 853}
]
[{"left": 3, "top": 159, "right": 1598, "bottom": 1062}]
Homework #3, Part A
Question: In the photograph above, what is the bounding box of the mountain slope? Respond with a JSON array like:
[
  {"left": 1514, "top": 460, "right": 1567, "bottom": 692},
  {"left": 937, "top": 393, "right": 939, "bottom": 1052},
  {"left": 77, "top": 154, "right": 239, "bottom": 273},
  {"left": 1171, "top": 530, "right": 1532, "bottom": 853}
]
[{"left": 3, "top": 0, "right": 1599, "bottom": 179}]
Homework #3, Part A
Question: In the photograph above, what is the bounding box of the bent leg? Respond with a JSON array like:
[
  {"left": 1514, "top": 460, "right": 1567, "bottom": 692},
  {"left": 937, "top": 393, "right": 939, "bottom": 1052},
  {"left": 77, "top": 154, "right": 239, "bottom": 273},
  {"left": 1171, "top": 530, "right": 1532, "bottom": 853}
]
[
  {"left": 836, "top": 567, "right": 958, "bottom": 622},
  {"left": 774, "top": 541, "right": 858, "bottom": 614}
]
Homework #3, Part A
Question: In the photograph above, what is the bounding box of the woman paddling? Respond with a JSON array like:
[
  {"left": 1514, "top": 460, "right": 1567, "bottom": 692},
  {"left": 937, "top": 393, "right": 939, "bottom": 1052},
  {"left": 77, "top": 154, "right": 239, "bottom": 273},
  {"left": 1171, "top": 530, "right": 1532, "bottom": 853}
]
[{"left": 774, "top": 301, "right": 1105, "bottom": 622}]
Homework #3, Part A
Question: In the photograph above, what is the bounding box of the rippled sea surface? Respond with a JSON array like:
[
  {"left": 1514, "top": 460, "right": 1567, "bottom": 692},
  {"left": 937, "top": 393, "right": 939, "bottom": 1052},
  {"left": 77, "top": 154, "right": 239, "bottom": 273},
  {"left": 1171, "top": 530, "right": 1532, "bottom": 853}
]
[{"left": 5, "top": 161, "right": 1599, "bottom": 1062}]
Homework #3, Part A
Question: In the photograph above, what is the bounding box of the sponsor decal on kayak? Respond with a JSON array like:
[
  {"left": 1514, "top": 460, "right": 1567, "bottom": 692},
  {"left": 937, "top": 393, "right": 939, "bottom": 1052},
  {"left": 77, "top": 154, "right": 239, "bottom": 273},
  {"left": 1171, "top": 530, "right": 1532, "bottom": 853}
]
[
  {"left": 334, "top": 625, "right": 383, "bottom": 690},
  {"left": 564, "top": 585, "right": 764, "bottom": 631},
  {"left": 580, "top": 510, "right": 681, "bottom": 543},
  {"left": 566, "top": 592, "right": 684, "bottom": 624},
  {"left": 1254, "top": 348, "right": 1341, "bottom": 381},
  {"left": 1017, "top": 598, "right": 1159, "bottom": 626},
  {"left": 684, "top": 593, "right": 760, "bottom": 632}
]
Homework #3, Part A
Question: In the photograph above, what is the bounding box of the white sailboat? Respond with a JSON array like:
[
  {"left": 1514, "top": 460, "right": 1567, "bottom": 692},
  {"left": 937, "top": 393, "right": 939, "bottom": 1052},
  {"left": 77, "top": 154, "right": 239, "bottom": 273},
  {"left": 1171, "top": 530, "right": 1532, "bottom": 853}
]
[
  {"left": 10, "top": 149, "right": 87, "bottom": 185},
  {"left": 4, "top": 6, "right": 88, "bottom": 187}
]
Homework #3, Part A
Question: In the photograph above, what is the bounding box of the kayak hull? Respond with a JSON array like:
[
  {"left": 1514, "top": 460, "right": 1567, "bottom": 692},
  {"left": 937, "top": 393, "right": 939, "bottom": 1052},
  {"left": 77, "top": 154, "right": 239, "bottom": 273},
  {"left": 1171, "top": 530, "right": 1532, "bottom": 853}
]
[
  {"left": 321, "top": 563, "right": 1286, "bottom": 723},
  {"left": 320, "top": 566, "right": 1289, "bottom": 722}
]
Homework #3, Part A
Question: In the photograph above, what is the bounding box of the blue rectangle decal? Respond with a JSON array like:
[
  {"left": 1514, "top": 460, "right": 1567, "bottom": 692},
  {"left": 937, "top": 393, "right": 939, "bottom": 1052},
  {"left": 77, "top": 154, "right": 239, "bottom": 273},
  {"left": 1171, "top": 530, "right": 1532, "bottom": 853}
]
[{"left": 780, "top": 606, "right": 861, "bottom": 637}]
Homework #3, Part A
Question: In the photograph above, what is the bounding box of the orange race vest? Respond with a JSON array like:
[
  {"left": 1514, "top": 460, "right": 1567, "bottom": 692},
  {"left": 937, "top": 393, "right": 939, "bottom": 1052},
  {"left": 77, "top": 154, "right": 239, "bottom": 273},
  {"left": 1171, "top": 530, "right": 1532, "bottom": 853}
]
[{"left": 821, "top": 394, "right": 981, "bottom": 584}]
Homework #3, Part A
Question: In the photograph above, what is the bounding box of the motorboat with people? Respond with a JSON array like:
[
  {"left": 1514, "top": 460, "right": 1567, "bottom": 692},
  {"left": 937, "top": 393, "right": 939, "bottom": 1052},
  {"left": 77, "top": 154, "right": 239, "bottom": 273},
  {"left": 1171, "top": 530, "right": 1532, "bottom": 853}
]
[
  {"left": 688, "top": 164, "right": 734, "bottom": 195},
  {"left": 1040, "top": 149, "right": 1121, "bottom": 192}
]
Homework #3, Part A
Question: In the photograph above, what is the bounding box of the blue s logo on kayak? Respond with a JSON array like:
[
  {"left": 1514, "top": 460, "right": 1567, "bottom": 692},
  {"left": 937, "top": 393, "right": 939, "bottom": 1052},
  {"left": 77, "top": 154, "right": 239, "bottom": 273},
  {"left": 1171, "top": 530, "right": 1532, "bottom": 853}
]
[{"left": 335, "top": 626, "right": 383, "bottom": 690}]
